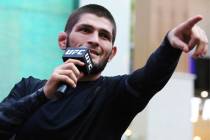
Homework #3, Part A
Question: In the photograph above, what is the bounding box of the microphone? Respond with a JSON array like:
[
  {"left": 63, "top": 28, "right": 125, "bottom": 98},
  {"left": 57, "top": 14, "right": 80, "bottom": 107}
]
[{"left": 56, "top": 47, "right": 94, "bottom": 97}]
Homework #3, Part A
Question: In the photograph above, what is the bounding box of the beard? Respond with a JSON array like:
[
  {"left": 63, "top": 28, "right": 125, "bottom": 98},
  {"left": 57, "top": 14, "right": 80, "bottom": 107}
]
[
  {"left": 66, "top": 41, "right": 110, "bottom": 75},
  {"left": 89, "top": 58, "right": 109, "bottom": 75}
]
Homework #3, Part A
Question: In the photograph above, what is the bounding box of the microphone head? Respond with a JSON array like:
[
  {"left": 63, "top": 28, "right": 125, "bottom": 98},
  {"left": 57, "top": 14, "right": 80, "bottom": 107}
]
[{"left": 62, "top": 47, "right": 94, "bottom": 74}]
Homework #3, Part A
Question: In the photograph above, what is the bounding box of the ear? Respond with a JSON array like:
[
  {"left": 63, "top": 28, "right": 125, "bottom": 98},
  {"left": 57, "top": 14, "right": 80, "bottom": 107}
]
[
  {"left": 108, "top": 46, "right": 117, "bottom": 62},
  {"left": 58, "top": 32, "right": 68, "bottom": 50}
]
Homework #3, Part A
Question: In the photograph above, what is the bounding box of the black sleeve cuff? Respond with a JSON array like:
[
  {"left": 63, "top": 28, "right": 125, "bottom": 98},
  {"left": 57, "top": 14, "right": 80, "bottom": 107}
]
[
  {"left": 159, "top": 33, "right": 182, "bottom": 59},
  {"left": 31, "top": 87, "right": 49, "bottom": 104}
]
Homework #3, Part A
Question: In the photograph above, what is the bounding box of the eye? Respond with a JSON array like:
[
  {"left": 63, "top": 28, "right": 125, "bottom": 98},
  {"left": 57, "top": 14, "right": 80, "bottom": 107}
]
[
  {"left": 80, "top": 27, "right": 91, "bottom": 33},
  {"left": 99, "top": 32, "right": 111, "bottom": 41}
]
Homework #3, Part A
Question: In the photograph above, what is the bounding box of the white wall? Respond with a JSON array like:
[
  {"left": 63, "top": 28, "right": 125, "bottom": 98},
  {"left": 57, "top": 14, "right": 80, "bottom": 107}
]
[
  {"left": 129, "top": 73, "right": 194, "bottom": 140},
  {"left": 80, "top": 0, "right": 131, "bottom": 76}
]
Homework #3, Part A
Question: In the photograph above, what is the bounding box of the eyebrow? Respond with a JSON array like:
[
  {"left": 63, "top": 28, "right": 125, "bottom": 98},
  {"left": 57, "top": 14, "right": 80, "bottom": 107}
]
[{"left": 77, "top": 24, "right": 113, "bottom": 40}]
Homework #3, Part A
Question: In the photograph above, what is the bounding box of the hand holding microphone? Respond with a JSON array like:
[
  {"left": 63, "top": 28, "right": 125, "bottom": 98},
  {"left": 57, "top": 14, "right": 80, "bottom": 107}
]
[
  {"left": 43, "top": 47, "right": 94, "bottom": 99},
  {"left": 57, "top": 47, "right": 94, "bottom": 96}
]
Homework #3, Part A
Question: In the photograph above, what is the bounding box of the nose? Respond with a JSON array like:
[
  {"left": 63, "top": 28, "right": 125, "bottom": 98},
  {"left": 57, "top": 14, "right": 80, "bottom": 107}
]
[{"left": 87, "top": 32, "right": 99, "bottom": 47}]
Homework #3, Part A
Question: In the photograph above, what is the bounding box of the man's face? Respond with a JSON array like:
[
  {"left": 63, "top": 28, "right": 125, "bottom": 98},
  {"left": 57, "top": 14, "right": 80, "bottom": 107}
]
[{"left": 68, "top": 13, "right": 116, "bottom": 74}]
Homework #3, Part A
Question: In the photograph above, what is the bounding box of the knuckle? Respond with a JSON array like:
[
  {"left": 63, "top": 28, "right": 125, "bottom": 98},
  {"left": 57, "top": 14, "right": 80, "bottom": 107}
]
[
  {"left": 68, "top": 70, "right": 74, "bottom": 76},
  {"left": 68, "top": 63, "right": 74, "bottom": 69},
  {"left": 51, "top": 73, "right": 58, "bottom": 81}
]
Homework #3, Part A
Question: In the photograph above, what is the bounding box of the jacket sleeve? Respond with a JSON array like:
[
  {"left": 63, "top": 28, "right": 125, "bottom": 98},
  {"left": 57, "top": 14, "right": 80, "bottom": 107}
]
[
  {"left": 0, "top": 77, "right": 48, "bottom": 139},
  {"left": 127, "top": 35, "right": 182, "bottom": 101}
]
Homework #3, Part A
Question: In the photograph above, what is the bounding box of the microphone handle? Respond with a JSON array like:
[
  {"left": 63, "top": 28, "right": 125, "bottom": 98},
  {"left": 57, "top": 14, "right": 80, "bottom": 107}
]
[{"left": 56, "top": 84, "right": 69, "bottom": 97}]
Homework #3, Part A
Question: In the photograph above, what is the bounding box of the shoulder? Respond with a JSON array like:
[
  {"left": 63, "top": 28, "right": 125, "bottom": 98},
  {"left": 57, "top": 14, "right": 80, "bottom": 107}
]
[
  {"left": 102, "top": 74, "right": 128, "bottom": 87},
  {"left": 18, "top": 76, "right": 46, "bottom": 87},
  {"left": 18, "top": 76, "right": 47, "bottom": 93},
  {"left": 5, "top": 76, "right": 47, "bottom": 100},
  {"left": 23, "top": 76, "right": 46, "bottom": 86}
]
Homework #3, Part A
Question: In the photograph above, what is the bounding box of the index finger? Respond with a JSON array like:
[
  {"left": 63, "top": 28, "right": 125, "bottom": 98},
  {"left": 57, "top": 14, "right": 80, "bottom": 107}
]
[
  {"left": 181, "top": 15, "right": 203, "bottom": 31},
  {"left": 65, "top": 58, "right": 85, "bottom": 66}
]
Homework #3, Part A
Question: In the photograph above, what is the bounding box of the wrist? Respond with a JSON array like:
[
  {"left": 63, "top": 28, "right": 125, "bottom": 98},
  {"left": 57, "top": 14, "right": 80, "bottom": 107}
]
[
  {"left": 43, "top": 85, "right": 55, "bottom": 99},
  {"left": 37, "top": 87, "right": 50, "bottom": 101}
]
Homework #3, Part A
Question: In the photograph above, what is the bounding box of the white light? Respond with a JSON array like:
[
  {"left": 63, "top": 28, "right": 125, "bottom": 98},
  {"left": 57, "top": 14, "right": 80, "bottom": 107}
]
[
  {"left": 202, "top": 99, "right": 210, "bottom": 120},
  {"left": 191, "top": 97, "right": 201, "bottom": 122},
  {"left": 201, "top": 91, "right": 208, "bottom": 98},
  {"left": 124, "top": 129, "right": 132, "bottom": 136},
  {"left": 193, "top": 136, "right": 201, "bottom": 140}
]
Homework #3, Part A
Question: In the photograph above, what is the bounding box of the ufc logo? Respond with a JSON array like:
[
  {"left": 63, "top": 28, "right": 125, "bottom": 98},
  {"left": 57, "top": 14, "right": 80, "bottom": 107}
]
[
  {"left": 85, "top": 53, "right": 93, "bottom": 70},
  {"left": 65, "top": 50, "right": 85, "bottom": 55}
]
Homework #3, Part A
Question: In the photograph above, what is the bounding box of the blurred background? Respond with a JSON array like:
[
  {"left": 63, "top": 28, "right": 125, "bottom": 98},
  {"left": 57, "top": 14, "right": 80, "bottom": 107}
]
[{"left": 0, "top": 0, "right": 209, "bottom": 140}]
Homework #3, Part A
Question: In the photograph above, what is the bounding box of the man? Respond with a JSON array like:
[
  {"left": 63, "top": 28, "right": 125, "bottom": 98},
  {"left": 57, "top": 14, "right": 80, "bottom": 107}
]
[{"left": 0, "top": 4, "right": 208, "bottom": 140}]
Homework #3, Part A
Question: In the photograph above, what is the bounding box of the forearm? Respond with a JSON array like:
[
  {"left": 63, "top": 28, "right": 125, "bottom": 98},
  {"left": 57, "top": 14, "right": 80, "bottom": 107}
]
[
  {"left": 128, "top": 35, "right": 182, "bottom": 96},
  {"left": 0, "top": 88, "right": 48, "bottom": 138}
]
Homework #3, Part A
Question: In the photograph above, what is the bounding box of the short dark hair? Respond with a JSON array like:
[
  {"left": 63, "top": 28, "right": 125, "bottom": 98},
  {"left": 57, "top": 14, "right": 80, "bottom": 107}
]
[{"left": 64, "top": 4, "right": 117, "bottom": 43}]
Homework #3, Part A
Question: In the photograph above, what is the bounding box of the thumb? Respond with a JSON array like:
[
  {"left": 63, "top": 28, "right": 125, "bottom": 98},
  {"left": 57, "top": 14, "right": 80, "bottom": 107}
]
[{"left": 172, "top": 37, "right": 189, "bottom": 52}]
